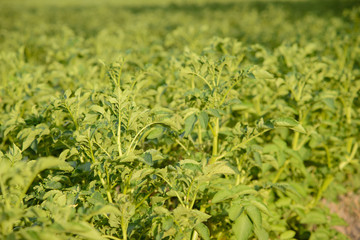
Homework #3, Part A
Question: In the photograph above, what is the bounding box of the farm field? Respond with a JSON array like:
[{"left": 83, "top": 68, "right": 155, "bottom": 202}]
[{"left": 0, "top": 0, "right": 360, "bottom": 239}]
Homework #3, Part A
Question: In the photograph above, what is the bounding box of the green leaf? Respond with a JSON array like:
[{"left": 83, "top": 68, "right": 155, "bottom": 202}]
[
  {"left": 130, "top": 168, "right": 154, "bottom": 183},
  {"left": 309, "top": 229, "right": 329, "bottom": 240},
  {"left": 212, "top": 190, "right": 233, "bottom": 204},
  {"left": 90, "top": 105, "right": 105, "bottom": 115},
  {"left": 228, "top": 204, "right": 243, "bottom": 221},
  {"left": 249, "top": 200, "right": 269, "bottom": 216},
  {"left": 246, "top": 205, "right": 262, "bottom": 227},
  {"left": 84, "top": 205, "right": 121, "bottom": 221},
  {"left": 205, "top": 161, "right": 238, "bottom": 176},
  {"left": 194, "top": 223, "right": 210, "bottom": 240},
  {"left": 271, "top": 117, "right": 306, "bottom": 133},
  {"left": 198, "top": 111, "right": 209, "bottom": 129},
  {"left": 254, "top": 226, "right": 269, "bottom": 240},
  {"left": 253, "top": 69, "right": 274, "bottom": 79},
  {"left": 184, "top": 113, "right": 197, "bottom": 137},
  {"left": 34, "top": 157, "right": 73, "bottom": 172},
  {"left": 143, "top": 152, "right": 153, "bottom": 165},
  {"left": 233, "top": 213, "right": 253, "bottom": 240},
  {"left": 22, "top": 131, "right": 37, "bottom": 151},
  {"left": 212, "top": 185, "right": 256, "bottom": 203},
  {"left": 64, "top": 89, "right": 72, "bottom": 99},
  {"left": 300, "top": 211, "right": 327, "bottom": 224},
  {"left": 206, "top": 109, "right": 221, "bottom": 118},
  {"left": 51, "top": 221, "right": 106, "bottom": 240},
  {"left": 147, "top": 126, "right": 164, "bottom": 139},
  {"left": 280, "top": 230, "right": 296, "bottom": 239},
  {"left": 247, "top": 72, "right": 256, "bottom": 79}
]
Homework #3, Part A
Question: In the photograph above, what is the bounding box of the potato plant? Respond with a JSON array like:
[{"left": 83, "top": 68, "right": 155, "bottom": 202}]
[{"left": 0, "top": 1, "right": 359, "bottom": 239}]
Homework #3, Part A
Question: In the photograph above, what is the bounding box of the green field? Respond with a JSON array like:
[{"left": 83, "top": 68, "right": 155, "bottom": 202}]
[{"left": 1, "top": 1, "right": 360, "bottom": 239}]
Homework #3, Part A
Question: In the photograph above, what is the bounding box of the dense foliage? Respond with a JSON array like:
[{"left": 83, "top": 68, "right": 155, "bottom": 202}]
[{"left": 1, "top": 1, "right": 359, "bottom": 239}]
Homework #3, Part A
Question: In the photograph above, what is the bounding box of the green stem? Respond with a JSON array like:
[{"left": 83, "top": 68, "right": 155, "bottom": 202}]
[
  {"left": 197, "top": 123, "right": 202, "bottom": 145},
  {"left": 156, "top": 174, "right": 185, "bottom": 207},
  {"left": 175, "top": 139, "right": 190, "bottom": 156},
  {"left": 127, "top": 122, "right": 159, "bottom": 155},
  {"left": 272, "top": 161, "right": 289, "bottom": 183},
  {"left": 0, "top": 179, "right": 9, "bottom": 208},
  {"left": 123, "top": 171, "right": 133, "bottom": 195},
  {"left": 191, "top": 205, "right": 206, "bottom": 240},
  {"left": 15, "top": 173, "right": 38, "bottom": 208},
  {"left": 135, "top": 190, "right": 155, "bottom": 209},
  {"left": 186, "top": 178, "right": 195, "bottom": 205},
  {"left": 192, "top": 230, "right": 199, "bottom": 240},
  {"left": 231, "top": 129, "right": 270, "bottom": 152},
  {"left": 209, "top": 117, "right": 219, "bottom": 164},
  {"left": 189, "top": 187, "right": 199, "bottom": 210},
  {"left": 65, "top": 104, "right": 78, "bottom": 130},
  {"left": 346, "top": 106, "right": 351, "bottom": 124},
  {"left": 189, "top": 72, "right": 212, "bottom": 90},
  {"left": 220, "top": 79, "right": 240, "bottom": 106},
  {"left": 89, "top": 139, "right": 113, "bottom": 203},
  {"left": 117, "top": 88, "right": 123, "bottom": 157},
  {"left": 323, "top": 145, "right": 332, "bottom": 169},
  {"left": 215, "top": 63, "right": 224, "bottom": 87},
  {"left": 103, "top": 235, "right": 122, "bottom": 240},
  {"left": 292, "top": 131, "right": 299, "bottom": 150},
  {"left": 93, "top": 140, "right": 112, "bottom": 159},
  {"left": 121, "top": 218, "right": 128, "bottom": 240},
  {"left": 235, "top": 157, "right": 242, "bottom": 185}
]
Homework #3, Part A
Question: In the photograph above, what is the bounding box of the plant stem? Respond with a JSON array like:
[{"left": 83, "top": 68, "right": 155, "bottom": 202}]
[
  {"left": 292, "top": 131, "right": 299, "bottom": 150},
  {"left": 121, "top": 218, "right": 128, "bottom": 240},
  {"left": 117, "top": 91, "right": 123, "bottom": 157},
  {"left": 65, "top": 103, "right": 78, "bottom": 130},
  {"left": 346, "top": 106, "right": 351, "bottom": 124},
  {"left": 156, "top": 174, "right": 185, "bottom": 207},
  {"left": 127, "top": 122, "right": 158, "bottom": 155},
  {"left": 231, "top": 129, "right": 270, "bottom": 152},
  {"left": 89, "top": 139, "right": 113, "bottom": 203},
  {"left": 209, "top": 117, "right": 219, "bottom": 164},
  {"left": 189, "top": 72, "right": 212, "bottom": 90},
  {"left": 103, "top": 235, "right": 122, "bottom": 240},
  {"left": 135, "top": 190, "right": 155, "bottom": 209},
  {"left": 191, "top": 205, "right": 206, "bottom": 240},
  {"left": 198, "top": 123, "right": 202, "bottom": 145},
  {"left": 272, "top": 161, "right": 289, "bottom": 183},
  {"left": 191, "top": 230, "right": 198, "bottom": 240}
]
